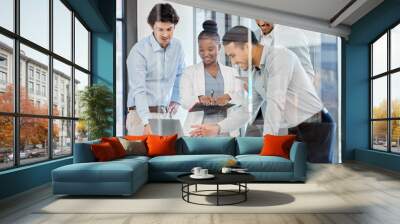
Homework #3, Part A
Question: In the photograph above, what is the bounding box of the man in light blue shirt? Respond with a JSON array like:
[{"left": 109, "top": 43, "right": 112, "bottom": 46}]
[{"left": 126, "top": 3, "right": 185, "bottom": 135}]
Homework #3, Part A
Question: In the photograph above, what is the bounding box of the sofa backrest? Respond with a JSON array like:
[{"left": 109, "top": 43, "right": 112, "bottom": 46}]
[
  {"left": 73, "top": 139, "right": 100, "bottom": 163},
  {"left": 176, "top": 137, "right": 236, "bottom": 155},
  {"left": 235, "top": 137, "right": 263, "bottom": 155}
]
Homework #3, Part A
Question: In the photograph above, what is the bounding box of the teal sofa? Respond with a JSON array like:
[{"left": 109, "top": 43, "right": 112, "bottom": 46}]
[{"left": 52, "top": 137, "right": 307, "bottom": 196}]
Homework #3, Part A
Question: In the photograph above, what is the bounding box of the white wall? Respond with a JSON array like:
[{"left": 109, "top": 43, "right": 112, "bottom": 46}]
[{"left": 137, "top": 0, "right": 194, "bottom": 66}]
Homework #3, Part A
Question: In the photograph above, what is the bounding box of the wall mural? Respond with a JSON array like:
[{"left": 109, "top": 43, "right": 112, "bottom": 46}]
[{"left": 125, "top": 2, "right": 339, "bottom": 163}]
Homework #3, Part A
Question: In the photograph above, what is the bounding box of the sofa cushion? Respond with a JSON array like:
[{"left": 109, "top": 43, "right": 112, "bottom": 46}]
[
  {"left": 101, "top": 137, "right": 127, "bottom": 158},
  {"left": 91, "top": 142, "right": 118, "bottom": 161},
  {"left": 260, "top": 134, "right": 296, "bottom": 159},
  {"left": 53, "top": 158, "right": 147, "bottom": 183},
  {"left": 236, "top": 155, "right": 293, "bottom": 172},
  {"left": 236, "top": 137, "right": 263, "bottom": 155},
  {"left": 147, "top": 134, "right": 177, "bottom": 157},
  {"left": 148, "top": 154, "right": 235, "bottom": 172},
  {"left": 177, "top": 137, "right": 236, "bottom": 155},
  {"left": 124, "top": 135, "right": 148, "bottom": 141},
  {"left": 118, "top": 138, "right": 147, "bottom": 156}
]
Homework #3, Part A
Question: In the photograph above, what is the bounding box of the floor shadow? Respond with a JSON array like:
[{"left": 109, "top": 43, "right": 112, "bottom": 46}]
[{"left": 202, "top": 190, "right": 295, "bottom": 207}]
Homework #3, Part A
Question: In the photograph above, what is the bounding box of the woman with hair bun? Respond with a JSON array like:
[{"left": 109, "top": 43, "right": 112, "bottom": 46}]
[{"left": 180, "top": 20, "right": 246, "bottom": 137}]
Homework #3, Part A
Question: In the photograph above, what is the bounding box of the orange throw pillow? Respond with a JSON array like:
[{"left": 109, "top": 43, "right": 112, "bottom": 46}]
[
  {"left": 124, "top": 135, "right": 148, "bottom": 141},
  {"left": 260, "top": 134, "right": 296, "bottom": 159},
  {"left": 91, "top": 142, "right": 117, "bottom": 161},
  {"left": 101, "top": 137, "right": 127, "bottom": 158},
  {"left": 146, "top": 134, "right": 177, "bottom": 157}
]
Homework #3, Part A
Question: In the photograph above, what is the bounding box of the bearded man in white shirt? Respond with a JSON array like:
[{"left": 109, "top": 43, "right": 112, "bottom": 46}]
[{"left": 191, "top": 26, "right": 335, "bottom": 163}]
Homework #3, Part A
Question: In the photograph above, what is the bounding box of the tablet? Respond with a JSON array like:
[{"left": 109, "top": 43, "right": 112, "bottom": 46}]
[{"left": 149, "top": 118, "right": 184, "bottom": 137}]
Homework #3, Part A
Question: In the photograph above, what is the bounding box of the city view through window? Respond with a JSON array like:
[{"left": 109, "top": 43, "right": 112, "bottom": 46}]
[
  {"left": 0, "top": 0, "right": 91, "bottom": 170},
  {"left": 371, "top": 23, "right": 400, "bottom": 153}
]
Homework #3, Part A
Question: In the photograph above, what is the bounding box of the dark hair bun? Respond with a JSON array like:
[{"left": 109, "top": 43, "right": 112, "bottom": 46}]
[{"left": 202, "top": 20, "right": 218, "bottom": 33}]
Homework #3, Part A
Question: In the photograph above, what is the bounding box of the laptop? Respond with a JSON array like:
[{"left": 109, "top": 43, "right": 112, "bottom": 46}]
[{"left": 148, "top": 118, "right": 184, "bottom": 137}]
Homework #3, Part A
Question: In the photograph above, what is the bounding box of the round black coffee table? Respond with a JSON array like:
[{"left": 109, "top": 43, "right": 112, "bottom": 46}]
[{"left": 177, "top": 173, "right": 255, "bottom": 206}]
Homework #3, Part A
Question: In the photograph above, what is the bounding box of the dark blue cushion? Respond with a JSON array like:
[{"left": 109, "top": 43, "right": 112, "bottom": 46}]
[
  {"left": 236, "top": 137, "right": 263, "bottom": 155},
  {"left": 177, "top": 137, "right": 236, "bottom": 155}
]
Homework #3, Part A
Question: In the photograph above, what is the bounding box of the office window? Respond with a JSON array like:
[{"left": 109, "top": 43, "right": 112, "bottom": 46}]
[
  {"left": 0, "top": 116, "right": 13, "bottom": 170},
  {"left": 53, "top": 59, "right": 72, "bottom": 117},
  {"left": 74, "top": 18, "right": 89, "bottom": 70},
  {"left": 53, "top": 0, "right": 72, "bottom": 60},
  {"left": 0, "top": 1, "right": 91, "bottom": 170},
  {"left": 391, "top": 24, "right": 400, "bottom": 70},
  {"left": 74, "top": 69, "right": 89, "bottom": 118},
  {"left": 372, "top": 34, "right": 387, "bottom": 77},
  {"left": 370, "top": 22, "right": 400, "bottom": 153},
  {"left": 0, "top": 35, "right": 13, "bottom": 113},
  {"left": 21, "top": 44, "right": 49, "bottom": 116},
  {"left": 53, "top": 119, "right": 72, "bottom": 158},
  {"left": 19, "top": 117, "right": 49, "bottom": 165},
  {"left": 20, "top": 0, "right": 49, "bottom": 49},
  {"left": 0, "top": 0, "right": 14, "bottom": 32}
]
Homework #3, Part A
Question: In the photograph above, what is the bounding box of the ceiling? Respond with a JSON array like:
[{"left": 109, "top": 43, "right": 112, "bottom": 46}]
[
  {"left": 226, "top": 0, "right": 353, "bottom": 23},
  {"left": 169, "top": 0, "right": 384, "bottom": 38}
]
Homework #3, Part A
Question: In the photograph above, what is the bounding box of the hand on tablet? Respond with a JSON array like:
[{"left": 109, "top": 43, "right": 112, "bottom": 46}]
[
  {"left": 215, "top": 94, "right": 231, "bottom": 106},
  {"left": 198, "top": 95, "right": 214, "bottom": 106}
]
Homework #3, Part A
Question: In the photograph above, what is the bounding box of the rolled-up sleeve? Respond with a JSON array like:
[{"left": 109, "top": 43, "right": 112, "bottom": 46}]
[{"left": 127, "top": 47, "right": 150, "bottom": 125}]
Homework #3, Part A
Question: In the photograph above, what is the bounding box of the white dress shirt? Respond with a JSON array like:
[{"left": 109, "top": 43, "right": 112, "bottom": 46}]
[{"left": 256, "top": 46, "right": 323, "bottom": 135}]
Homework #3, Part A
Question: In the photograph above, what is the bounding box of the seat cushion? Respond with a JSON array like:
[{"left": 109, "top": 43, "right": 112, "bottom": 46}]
[
  {"left": 236, "top": 155, "right": 293, "bottom": 172},
  {"left": 52, "top": 158, "right": 147, "bottom": 183},
  {"left": 149, "top": 154, "right": 235, "bottom": 172},
  {"left": 113, "top": 155, "right": 150, "bottom": 165}
]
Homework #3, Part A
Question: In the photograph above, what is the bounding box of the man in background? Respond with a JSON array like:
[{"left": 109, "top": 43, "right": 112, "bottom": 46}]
[{"left": 255, "top": 19, "right": 315, "bottom": 82}]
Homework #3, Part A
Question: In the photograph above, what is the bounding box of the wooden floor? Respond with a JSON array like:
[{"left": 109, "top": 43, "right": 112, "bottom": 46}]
[{"left": 1, "top": 162, "right": 400, "bottom": 224}]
